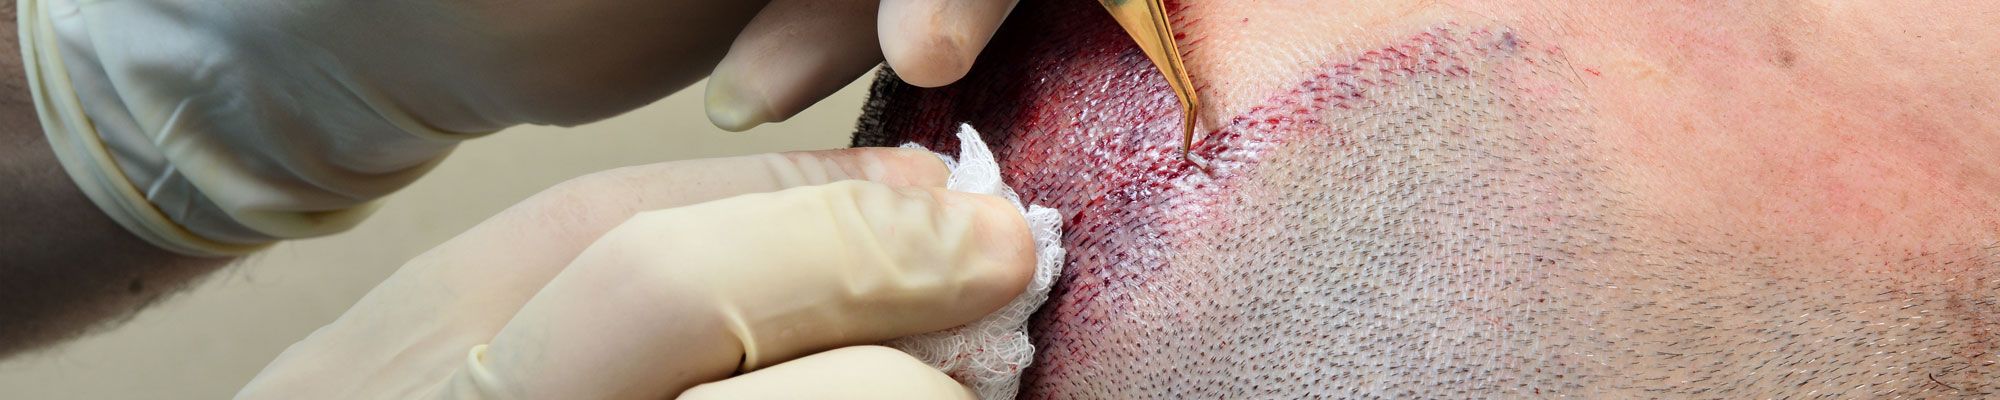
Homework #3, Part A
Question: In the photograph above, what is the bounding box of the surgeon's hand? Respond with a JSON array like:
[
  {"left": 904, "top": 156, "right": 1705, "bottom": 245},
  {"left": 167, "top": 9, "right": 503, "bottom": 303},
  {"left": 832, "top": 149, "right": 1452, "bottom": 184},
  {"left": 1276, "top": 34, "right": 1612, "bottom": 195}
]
[
  {"left": 706, "top": 0, "right": 1022, "bottom": 131},
  {"left": 19, "top": 0, "right": 1018, "bottom": 255},
  {"left": 233, "top": 147, "right": 1032, "bottom": 399}
]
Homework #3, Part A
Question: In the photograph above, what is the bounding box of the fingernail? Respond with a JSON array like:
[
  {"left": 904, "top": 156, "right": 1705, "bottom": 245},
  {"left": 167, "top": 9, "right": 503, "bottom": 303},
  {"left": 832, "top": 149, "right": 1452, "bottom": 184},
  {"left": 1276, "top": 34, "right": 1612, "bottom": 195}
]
[{"left": 706, "top": 77, "right": 772, "bottom": 132}]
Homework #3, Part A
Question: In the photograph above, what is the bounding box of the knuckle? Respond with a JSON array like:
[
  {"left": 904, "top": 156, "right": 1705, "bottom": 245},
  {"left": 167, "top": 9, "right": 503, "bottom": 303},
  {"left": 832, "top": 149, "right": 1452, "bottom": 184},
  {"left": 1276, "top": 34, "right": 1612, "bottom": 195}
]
[
  {"left": 818, "top": 180, "right": 1034, "bottom": 300},
  {"left": 758, "top": 152, "right": 847, "bottom": 188}
]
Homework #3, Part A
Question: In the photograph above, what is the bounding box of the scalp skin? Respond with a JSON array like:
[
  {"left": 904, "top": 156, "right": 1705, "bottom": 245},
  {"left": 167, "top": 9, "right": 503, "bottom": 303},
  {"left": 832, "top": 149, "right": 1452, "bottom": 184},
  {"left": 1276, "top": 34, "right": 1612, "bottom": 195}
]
[{"left": 856, "top": 0, "right": 2000, "bottom": 397}]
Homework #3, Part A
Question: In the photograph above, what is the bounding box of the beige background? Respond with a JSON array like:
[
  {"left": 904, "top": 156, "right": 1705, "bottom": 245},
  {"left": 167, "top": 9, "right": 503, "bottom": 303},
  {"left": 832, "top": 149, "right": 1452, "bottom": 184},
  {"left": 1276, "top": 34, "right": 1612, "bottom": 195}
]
[{"left": 0, "top": 76, "right": 874, "bottom": 398}]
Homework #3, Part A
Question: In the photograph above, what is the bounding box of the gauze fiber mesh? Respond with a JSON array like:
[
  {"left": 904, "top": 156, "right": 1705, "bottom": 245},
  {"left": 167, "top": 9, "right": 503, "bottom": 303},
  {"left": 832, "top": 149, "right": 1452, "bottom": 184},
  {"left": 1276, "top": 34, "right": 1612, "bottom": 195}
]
[{"left": 886, "top": 124, "right": 1064, "bottom": 400}]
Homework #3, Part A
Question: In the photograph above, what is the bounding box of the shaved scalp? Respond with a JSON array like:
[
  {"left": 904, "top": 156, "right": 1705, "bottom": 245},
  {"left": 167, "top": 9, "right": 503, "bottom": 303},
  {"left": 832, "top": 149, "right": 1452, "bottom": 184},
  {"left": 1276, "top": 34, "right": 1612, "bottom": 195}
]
[{"left": 855, "top": 0, "right": 1999, "bottom": 397}]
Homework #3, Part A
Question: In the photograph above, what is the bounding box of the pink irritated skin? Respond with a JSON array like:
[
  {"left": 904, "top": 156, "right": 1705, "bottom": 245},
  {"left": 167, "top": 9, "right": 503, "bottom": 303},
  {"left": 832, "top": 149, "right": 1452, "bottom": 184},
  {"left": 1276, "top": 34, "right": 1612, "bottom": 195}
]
[
  {"left": 856, "top": 2, "right": 1224, "bottom": 390},
  {"left": 858, "top": 0, "right": 2000, "bottom": 397},
  {"left": 1555, "top": 1, "right": 2000, "bottom": 250},
  {"left": 862, "top": 0, "right": 1577, "bottom": 394}
]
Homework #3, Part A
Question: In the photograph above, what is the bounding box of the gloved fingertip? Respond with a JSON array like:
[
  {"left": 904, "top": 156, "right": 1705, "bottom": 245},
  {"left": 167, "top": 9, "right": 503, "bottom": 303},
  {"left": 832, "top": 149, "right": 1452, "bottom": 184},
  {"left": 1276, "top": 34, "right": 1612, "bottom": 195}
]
[
  {"left": 938, "top": 189, "right": 1036, "bottom": 297},
  {"left": 705, "top": 77, "right": 774, "bottom": 132},
  {"left": 884, "top": 33, "right": 973, "bottom": 88}
]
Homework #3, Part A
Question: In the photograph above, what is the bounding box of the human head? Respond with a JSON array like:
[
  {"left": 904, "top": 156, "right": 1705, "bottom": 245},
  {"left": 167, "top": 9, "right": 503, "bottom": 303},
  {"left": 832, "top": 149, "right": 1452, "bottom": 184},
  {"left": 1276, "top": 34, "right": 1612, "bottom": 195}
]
[{"left": 856, "top": 0, "right": 2000, "bottom": 397}]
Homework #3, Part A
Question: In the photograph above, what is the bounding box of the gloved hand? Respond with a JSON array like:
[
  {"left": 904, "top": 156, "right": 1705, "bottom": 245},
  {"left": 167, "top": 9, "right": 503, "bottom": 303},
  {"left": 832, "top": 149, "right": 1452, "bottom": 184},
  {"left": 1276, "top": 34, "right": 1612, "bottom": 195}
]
[
  {"left": 17, "top": 0, "right": 1020, "bottom": 255},
  {"left": 234, "top": 147, "right": 1034, "bottom": 399},
  {"left": 704, "top": 0, "right": 1023, "bottom": 131}
]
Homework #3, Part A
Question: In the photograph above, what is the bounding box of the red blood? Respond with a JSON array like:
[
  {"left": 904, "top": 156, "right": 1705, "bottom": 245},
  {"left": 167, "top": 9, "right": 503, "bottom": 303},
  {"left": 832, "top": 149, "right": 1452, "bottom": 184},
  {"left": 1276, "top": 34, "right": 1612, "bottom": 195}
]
[{"left": 855, "top": 0, "right": 1540, "bottom": 396}]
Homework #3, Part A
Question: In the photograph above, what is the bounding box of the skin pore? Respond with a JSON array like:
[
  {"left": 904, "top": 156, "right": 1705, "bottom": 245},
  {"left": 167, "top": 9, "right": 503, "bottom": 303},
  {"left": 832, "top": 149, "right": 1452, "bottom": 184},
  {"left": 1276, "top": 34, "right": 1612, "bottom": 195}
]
[{"left": 857, "top": 0, "right": 1998, "bottom": 397}]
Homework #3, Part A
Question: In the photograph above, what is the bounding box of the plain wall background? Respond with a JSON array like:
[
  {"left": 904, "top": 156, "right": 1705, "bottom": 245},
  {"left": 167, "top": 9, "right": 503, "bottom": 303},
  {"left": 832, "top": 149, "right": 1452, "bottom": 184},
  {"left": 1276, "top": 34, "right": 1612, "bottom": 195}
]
[{"left": 0, "top": 76, "right": 875, "bottom": 398}]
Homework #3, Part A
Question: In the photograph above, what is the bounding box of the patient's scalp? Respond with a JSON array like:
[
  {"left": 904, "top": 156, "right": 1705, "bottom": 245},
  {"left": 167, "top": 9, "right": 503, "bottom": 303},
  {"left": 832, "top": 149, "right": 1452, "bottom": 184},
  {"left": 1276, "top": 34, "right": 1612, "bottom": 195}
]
[
  {"left": 856, "top": 0, "right": 2000, "bottom": 397},
  {"left": 1172, "top": 25, "right": 1620, "bottom": 397},
  {"left": 1513, "top": 0, "right": 2000, "bottom": 252}
]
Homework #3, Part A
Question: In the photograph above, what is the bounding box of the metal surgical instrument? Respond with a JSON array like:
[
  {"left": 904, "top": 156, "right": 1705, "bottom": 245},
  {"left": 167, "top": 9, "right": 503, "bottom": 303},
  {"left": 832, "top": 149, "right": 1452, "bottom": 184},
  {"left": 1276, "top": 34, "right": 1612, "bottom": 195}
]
[{"left": 1099, "top": 0, "right": 1202, "bottom": 158}]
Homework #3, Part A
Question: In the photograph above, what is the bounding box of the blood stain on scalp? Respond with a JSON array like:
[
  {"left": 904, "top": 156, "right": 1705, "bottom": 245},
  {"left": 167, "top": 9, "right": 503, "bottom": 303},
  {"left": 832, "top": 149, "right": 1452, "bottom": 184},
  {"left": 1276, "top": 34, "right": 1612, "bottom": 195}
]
[{"left": 852, "top": 0, "right": 1999, "bottom": 397}]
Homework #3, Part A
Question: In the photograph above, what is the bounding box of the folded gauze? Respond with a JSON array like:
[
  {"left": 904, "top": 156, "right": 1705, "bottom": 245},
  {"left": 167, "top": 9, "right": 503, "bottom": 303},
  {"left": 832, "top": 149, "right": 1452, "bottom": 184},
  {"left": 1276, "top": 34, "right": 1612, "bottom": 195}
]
[{"left": 888, "top": 124, "right": 1065, "bottom": 399}]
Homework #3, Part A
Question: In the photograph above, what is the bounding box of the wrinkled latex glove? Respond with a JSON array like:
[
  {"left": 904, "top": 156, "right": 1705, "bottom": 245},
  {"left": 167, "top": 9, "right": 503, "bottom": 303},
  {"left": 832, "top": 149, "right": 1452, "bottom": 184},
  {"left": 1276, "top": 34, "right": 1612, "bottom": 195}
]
[
  {"left": 16, "top": 0, "right": 1018, "bottom": 255},
  {"left": 706, "top": 0, "right": 1022, "bottom": 131},
  {"left": 233, "top": 147, "right": 1034, "bottom": 399}
]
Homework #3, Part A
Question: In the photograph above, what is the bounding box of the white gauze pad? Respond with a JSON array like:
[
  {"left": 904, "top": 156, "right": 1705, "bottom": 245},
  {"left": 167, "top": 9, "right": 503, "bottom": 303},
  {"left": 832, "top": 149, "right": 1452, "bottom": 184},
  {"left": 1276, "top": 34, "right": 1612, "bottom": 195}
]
[{"left": 887, "top": 124, "right": 1064, "bottom": 399}]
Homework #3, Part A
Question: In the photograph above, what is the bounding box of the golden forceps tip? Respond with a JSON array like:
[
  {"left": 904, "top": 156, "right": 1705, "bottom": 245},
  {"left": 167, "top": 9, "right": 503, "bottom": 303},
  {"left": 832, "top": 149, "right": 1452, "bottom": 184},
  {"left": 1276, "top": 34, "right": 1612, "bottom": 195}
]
[{"left": 1099, "top": 0, "right": 1202, "bottom": 160}]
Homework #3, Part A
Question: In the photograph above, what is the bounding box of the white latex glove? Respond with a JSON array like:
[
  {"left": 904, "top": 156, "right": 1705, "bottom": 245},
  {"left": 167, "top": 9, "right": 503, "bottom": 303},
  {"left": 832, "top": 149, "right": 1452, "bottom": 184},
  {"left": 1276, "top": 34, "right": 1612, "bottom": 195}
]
[
  {"left": 17, "top": 0, "right": 1020, "bottom": 256},
  {"left": 705, "top": 0, "right": 1022, "bottom": 131},
  {"left": 236, "top": 147, "right": 1033, "bottom": 399}
]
